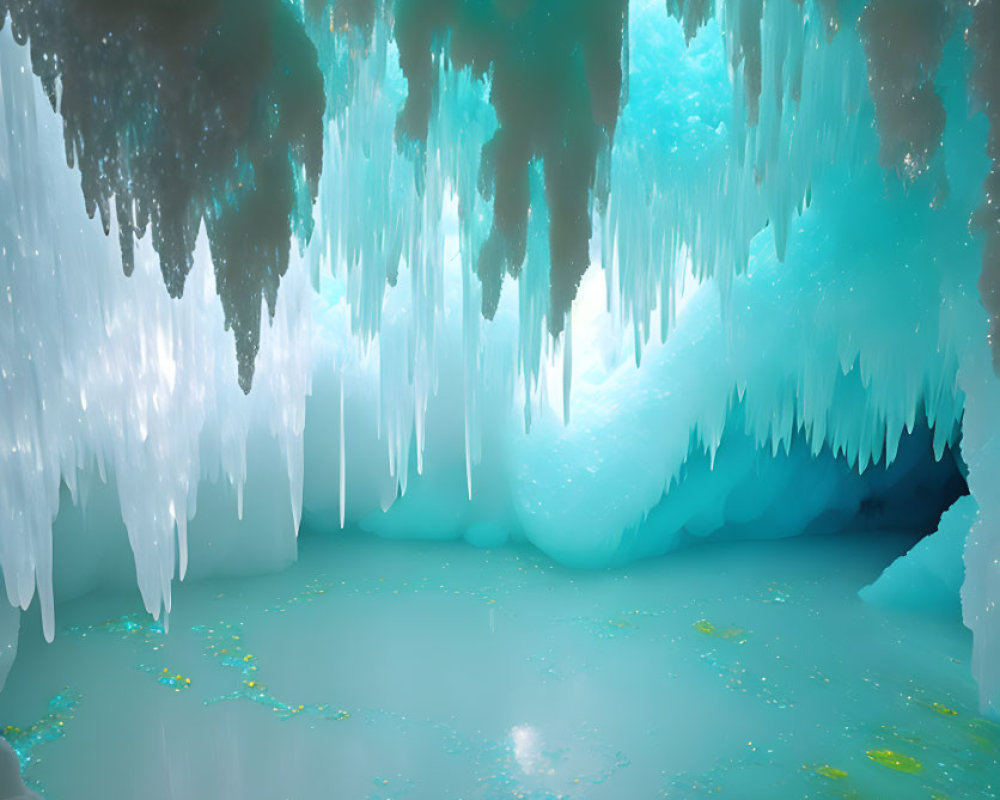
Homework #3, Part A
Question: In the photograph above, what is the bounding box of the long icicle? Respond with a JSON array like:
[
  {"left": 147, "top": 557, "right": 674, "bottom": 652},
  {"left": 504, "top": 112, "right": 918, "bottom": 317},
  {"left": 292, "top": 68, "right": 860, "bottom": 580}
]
[{"left": 339, "top": 371, "right": 346, "bottom": 530}]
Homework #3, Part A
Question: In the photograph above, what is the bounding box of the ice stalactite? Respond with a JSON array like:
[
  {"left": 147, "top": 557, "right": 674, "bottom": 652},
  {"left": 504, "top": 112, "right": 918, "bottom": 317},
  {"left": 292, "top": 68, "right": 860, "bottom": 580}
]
[
  {"left": 0, "top": 0, "right": 324, "bottom": 392},
  {"left": 667, "top": 0, "right": 716, "bottom": 44},
  {"left": 503, "top": 0, "right": 1000, "bottom": 708},
  {"left": 301, "top": 0, "right": 870, "bottom": 502},
  {"left": 219, "top": 0, "right": 865, "bottom": 519},
  {"left": 969, "top": 0, "right": 1000, "bottom": 370},
  {"left": 390, "top": 0, "right": 627, "bottom": 331},
  {"left": 859, "top": 0, "right": 951, "bottom": 182},
  {"left": 313, "top": 0, "right": 633, "bottom": 499},
  {"left": 300, "top": 4, "right": 505, "bottom": 499},
  {"left": 506, "top": 145, "right": 974, "bottom": 569},
  {"left": 604, "top": 0, "right": 868, "bottom": 373},
  {"left": 0, "top": 26, "right": 311, "bottom": 637},
  {"left": 338, "top": 373, "right": 346, "bottom": 530}
]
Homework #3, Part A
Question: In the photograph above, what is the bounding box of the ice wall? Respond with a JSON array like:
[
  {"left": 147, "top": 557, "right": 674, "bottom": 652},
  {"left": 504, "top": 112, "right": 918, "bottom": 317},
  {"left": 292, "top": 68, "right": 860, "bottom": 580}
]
[
  {"left": 505, "top": 143, "right": 977, "bottom": 567},
  {"left": 0, "top": 591, "right": 16, "bottom": 694},
  {"left": 861, "top": 495, "right": 976, "bottom": 617},
  {"left": 958, "top": 315, "right": 1000, "bottom": 714}
]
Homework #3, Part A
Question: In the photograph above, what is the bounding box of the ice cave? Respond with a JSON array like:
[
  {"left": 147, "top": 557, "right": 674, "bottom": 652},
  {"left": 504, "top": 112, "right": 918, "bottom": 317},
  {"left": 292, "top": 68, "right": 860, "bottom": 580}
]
[{"left": 0, "top": 0, "right": 999, "bottom": 797}]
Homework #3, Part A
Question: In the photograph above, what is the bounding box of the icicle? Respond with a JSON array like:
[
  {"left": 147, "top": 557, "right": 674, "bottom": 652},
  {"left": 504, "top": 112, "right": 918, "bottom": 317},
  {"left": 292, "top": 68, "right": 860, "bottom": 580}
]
[
  {"left": 339, "top": 372, "right": 346, "bottom": 531},
  {"left": 562, "top": 314, "right": 573, "bottom": 426},
  {"left": 177, "top": 515, "right": 188, "bottom": 582},
  {"left": 0, "top": 25, "right": 309, "bottom": 639},
  {"left": 463, "top": 420, "right": 473, "bottom": 505}
]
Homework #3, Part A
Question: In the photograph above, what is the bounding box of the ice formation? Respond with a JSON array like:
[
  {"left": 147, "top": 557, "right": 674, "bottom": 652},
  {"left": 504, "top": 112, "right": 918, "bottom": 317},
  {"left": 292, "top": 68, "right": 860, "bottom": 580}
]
[
  {"left": 0, "top": 599, "right": 15, "bottom": 693},
  {"left": 0, "top": 23, "right": 312, "bottom": 638},
  {"left": 0, "top": 0, "right": 324, "bottom": 392},
  {"left": 861, "top": 494, "right": 975, "bottom": 617},
  {"left": 2, "top": 0, "right": 1000, "bottom": 713},
  {"left": 0, "top": 736, "right": 37, "bottom": 800}
]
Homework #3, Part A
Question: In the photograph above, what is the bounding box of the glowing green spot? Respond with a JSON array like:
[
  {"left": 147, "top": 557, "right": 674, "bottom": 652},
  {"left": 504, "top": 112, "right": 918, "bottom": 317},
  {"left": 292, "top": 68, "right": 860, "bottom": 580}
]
[
  {"left": 693, "top": 619, "right": 745, "bottom": 639},
  {"left": 866, "top": 749, "right": 923, "bottom": 774},
  {"left": 813, "top": 764, "right": 849, "bottom": 779}
]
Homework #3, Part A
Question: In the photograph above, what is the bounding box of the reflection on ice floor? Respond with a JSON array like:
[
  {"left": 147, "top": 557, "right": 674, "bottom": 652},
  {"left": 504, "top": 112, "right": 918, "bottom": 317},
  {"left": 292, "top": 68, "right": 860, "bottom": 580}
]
[{"left": 1, "top": 530, "right": 997, "bottom": 799}]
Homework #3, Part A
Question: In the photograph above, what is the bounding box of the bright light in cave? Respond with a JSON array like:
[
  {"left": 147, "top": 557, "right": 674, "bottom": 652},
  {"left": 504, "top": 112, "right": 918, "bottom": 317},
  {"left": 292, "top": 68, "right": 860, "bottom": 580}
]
[{"left": 1, "top": 0, "right": 1000, "bottom": 798}]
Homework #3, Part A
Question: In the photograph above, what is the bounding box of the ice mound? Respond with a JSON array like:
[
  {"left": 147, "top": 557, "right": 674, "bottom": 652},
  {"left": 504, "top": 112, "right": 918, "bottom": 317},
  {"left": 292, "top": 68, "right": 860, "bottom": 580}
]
[
  {"left": 861, "top": 495, "right": 976, "bottom": 617},
  {"left": 0, "top": 737, "right": 38, "bottom": 800}
]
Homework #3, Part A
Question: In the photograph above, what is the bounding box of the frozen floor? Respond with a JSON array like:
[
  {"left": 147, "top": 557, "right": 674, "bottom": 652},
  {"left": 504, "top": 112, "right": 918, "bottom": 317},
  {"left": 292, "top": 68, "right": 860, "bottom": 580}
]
[{"left": 1, "top": 530, "right": 998, "bottom": 799}]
